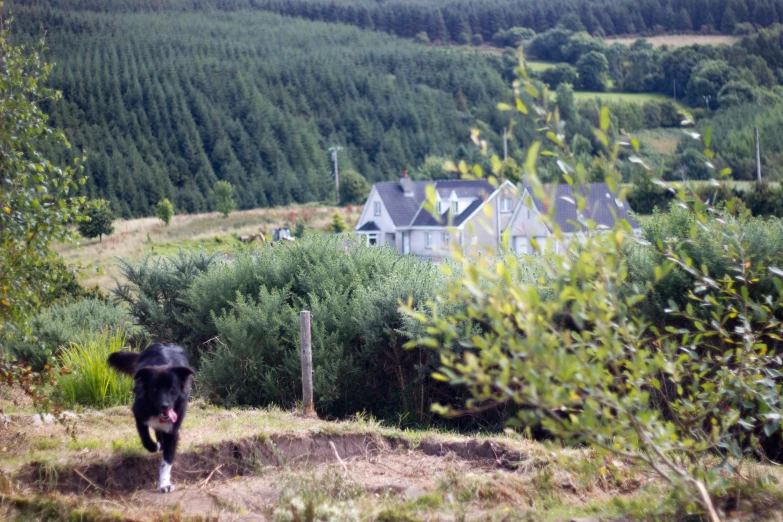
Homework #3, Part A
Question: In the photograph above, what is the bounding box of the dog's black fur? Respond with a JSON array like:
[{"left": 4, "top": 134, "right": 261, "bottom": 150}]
[{"left": 108, "top": 344, "right": 194, "bottom": 493}]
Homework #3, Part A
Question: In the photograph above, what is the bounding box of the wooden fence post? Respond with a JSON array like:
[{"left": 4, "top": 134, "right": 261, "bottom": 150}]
[{"left": 300, "top": 310, "right": 315, "bottom": 416}]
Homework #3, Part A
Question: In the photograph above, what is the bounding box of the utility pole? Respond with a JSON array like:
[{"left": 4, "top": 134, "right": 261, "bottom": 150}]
[
  {"left": 755, "top": 126, "right": 762, "bottom": 189},
  {"left": 328, "top": 146, "right": 343, "bottom": 204}
]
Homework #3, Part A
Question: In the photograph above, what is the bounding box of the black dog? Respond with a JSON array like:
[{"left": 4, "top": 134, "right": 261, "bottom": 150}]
[{"left": 108, "top": 344, "right": 194, "bottom": 493}]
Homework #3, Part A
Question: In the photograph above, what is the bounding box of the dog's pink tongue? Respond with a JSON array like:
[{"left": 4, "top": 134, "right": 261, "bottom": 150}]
[{"left": 166, "top": 409, "right": 178, "bottom": 423}]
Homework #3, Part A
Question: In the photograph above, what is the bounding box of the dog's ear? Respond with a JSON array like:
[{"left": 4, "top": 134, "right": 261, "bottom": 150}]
[{"left": 171, "top": 367, "right": 194, "bottom": 385}]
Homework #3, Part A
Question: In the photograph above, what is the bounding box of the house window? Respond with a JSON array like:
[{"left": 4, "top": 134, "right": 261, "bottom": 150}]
[
  {"left": 438, "top": 201, "right": 447, "bottom": 214},
  {"left": 373, "top": 201, "right": 381, "bottom": 216},
  {"left": 443, "top": 232, "right": 450, "bottom": 247},
  {"left": 515, "top": 236, "right": 529, "bottom": 255},
  {"left": 451, "top": 201, "right": 459, "bottom": 214},
  {"left": 367, "top": 233, "right": 378, "bottom": 246},
  {"left": 500, "top": 197, "right": 512, "bottom": 213},
  {"left": 425, "top": 232, "right": 433, "bottom": 248}
]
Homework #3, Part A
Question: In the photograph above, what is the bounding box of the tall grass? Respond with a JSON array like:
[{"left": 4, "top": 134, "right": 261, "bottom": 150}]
[{"left": 57, "top": 330, "right": 134, "bottom": 408}]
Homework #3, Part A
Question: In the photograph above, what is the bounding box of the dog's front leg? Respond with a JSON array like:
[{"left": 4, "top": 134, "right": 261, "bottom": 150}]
[
  {"left": 135, "top": 419, "right": 160, "bottom": 453},
  {"left": 158, "top": 431, "right": 178, "bottom": 493}
]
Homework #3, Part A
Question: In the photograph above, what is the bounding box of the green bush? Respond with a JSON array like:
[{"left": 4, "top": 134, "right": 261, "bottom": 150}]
[
  {"left": 156, "top": 198, "right": 174, "bottom": 226},
  {"left": 6, "top": 298, "right": 145, "bottom": 370},
  {"left": 628, "top": 203, "right": 783, "bottom": 325},
  {"left": 117, "top": 236, "right": 447, "bottom": 423},
  {"left": 112, "top": 249, "right": 220, "bottom": 345},
  {"left": 408, "top": 61, "right": 783, "bottom": 515},
  {"left": 626, "top": 175, "right": 674, "bottom": 214},
  {"left": 742, "top": 182, "right": 783, "bottom": 217},
  {"left": 77, "top": 199, "right": 115, "bottom": 242},
  {"left": 57, "top": 330, "right": 134, "bottom": 408}
]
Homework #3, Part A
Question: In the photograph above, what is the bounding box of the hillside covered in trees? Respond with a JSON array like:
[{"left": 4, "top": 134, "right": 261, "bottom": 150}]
[
  {"left": 12, "top": 0, "right": 783, "bottom": 217},
  {"left": 247, "top": 0, "right": 783, "bottom": 42},
  {"left": 10, "top": 0, "right": 513, "bottom": 217}
]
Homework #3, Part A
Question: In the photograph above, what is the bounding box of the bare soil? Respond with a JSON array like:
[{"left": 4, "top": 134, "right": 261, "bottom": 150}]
[
  {"left": 4, "top": 406, "right": 783, "bottom": 521},
  {"left": 0, "top": 407, "right": 556, "bottom": 521}
]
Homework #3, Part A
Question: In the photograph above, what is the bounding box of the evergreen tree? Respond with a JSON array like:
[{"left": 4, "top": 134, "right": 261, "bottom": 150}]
[
  {"left": 721, "top": 5, "right": 738, "bottom": 32},
  {"left": 330, "top": 211, "right": 347, "bottom": 233},
  {"left": 677, "top": 7, "right": 693, "bottom": 31},
  {"left": 428, "top": 9, "right": 449, "bottom": 43}
]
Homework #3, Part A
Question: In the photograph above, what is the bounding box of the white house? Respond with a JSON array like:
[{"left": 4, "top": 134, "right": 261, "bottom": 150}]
[{"left": 355, "top": 172, "right": 640, "bottom": 259}]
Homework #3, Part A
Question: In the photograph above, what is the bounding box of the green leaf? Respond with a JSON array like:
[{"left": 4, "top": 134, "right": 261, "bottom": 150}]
[
  {"left": 599, "top": 106, "right": 610, "bottom": 132},
  {"left": 516, "top": 97, "right": 528, "bottom": 115},
  {"left": 525, "top": 141, "right": 541, "bottom": 175}
]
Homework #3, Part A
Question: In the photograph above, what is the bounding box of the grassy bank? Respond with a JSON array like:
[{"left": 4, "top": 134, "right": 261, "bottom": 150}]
[{"left": 56, "top": 204, "right": 362, "bottom": 290}]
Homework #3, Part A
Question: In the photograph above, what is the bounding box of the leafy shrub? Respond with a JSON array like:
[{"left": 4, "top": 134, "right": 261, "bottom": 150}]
[
  {"left": 156, "top": 198, "right": 174, "bottom": 226},
  {"left": 117, "top": 236, "right": 448, "bottom": 423},
  {"left": 77, "top": 199, "right": 115, "bottom": 242},
  {"left": 642, "top": 101, "right": 661, "bottom": 128},
  {"left": 213, "top": 180, "right": 236, "bottom": 218},
  {"left": 627, "top": 203, "right": 783, "bottom": 324},
  {"left": 626, "top": 175, "right": 674, "bottom": 214},
  {"left": 407, "top": 61, "right": 783, "bottom": 516},
  {"left": 338, "top": 169, "right": 371, "bottom": 205},
  {"left": 113, "top": 249, "right": 220, "bottom": 345},
  {"left": 539, "top": 64, "right": 578, "bottom": 89},
  {"left": 6, "top": 298, "right": 145, "bottom": 370},
  {"left": 491, "top": 27, "right": 535, "bottom": 48},
  {"left": 742, "top": 182, "right": 783, "bottom": 217},
  {"left": 57, "top": 330, "right": 134, "bottom": 408}
]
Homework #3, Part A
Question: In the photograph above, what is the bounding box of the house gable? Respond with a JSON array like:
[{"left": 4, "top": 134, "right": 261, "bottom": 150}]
[{"left": 355, "top": 186, "right": 396, "bottom": 232}]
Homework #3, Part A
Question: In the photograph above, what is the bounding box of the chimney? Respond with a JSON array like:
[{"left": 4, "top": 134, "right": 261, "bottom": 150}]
[{"left": 400, "top": 169, "right": 414, "bottom": 197}]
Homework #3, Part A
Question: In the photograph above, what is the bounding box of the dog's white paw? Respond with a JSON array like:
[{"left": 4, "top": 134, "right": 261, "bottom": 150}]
[{"left": 159, "top": 459, "right": 173, "bottom": 493}]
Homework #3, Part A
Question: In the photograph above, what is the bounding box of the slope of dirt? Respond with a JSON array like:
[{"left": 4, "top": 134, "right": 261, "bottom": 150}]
[
  {"left": 2, "top": 407, "right": 553, "bottom": 521},
  {"left": 6, "top": 406, "right": 783, "bottom": 521},
  {"left": 16, "top": 432, "right": 531, "bottom": 495}
]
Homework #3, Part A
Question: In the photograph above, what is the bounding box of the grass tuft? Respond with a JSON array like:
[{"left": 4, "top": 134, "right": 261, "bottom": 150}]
[{"left": 57, "top": 330, "right": 134, "bottom": 409}]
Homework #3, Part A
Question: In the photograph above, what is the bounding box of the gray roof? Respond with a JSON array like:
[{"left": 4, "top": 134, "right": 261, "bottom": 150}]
[
  {"left": 410, "top": 198, "right": 484, "bottom": 227},
  {"left": 357, "top": 220, "right": 381, "bottom": 231},
  {"left": 375, "top": 179, "right": 494, "bottom": 228},
  {"left": 526, "top": 182, "right": 640, "bottom": 233},
  {"left": 370, "top": 178, "right": 638, "bottom": 232}
]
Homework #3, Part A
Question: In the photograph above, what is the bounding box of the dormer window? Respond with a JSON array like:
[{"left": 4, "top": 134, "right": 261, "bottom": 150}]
[
  {"left": 500, "top": 197, "right": 512, "bottom": 213},
  {"left": 451, "top": 201, "right": 459, "bottom": 214},
  {"left": 373, "top": 201, "right": 381, "bottom": 216}
]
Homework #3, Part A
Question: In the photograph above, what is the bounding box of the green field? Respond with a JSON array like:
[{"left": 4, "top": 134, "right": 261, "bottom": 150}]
[
  {"left": 574, "top": 92, "right": 674, "bottom": 104},
  {"left": 526, "top": 60, "right": 561, "bottom": 72}
]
